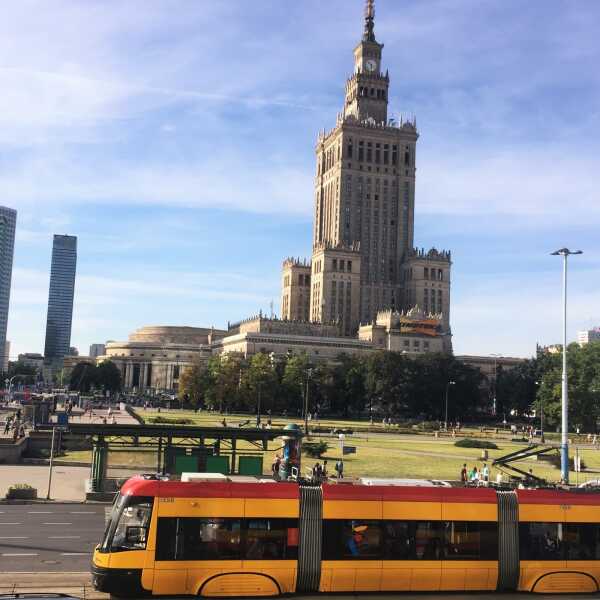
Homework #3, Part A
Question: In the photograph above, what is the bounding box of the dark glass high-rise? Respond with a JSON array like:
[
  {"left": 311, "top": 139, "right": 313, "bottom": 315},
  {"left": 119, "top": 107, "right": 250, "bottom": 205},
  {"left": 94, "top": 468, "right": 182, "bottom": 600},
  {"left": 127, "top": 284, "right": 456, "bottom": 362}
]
[{"left": 44, "top": 235, "right": 78, "bottom": 363}]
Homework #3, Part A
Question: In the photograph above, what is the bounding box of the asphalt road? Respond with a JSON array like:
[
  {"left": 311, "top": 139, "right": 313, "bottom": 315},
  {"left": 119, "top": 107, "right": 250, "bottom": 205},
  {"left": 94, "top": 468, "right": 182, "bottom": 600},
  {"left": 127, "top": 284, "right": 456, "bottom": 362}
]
[{"left": 0, "top": 503, "right": 106, "bottom": 571}]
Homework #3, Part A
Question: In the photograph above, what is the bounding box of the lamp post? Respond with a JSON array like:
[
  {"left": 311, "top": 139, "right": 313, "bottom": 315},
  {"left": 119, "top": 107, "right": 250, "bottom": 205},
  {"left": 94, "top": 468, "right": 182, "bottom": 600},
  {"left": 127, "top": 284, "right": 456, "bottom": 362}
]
[
  {"left": 489, "top": 354, "right": 502, "bottom": 416},
  {"left": 551, "top": 247, "right": 583, "bottom": 484},
  {"left": 534, "top": 380, "right": 544, "bottom": 443},
  {"left": 444, "top": 380, "right": 456, "bottom": 428},
  {"left": 304, "top": 367, "right": 313, "bottom": 435}
]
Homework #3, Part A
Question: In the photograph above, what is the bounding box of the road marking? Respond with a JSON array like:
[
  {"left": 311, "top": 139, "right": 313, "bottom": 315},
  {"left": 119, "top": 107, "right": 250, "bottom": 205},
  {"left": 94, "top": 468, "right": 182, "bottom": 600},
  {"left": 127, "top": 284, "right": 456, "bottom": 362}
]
[
  {"left": 60, "top": 552, "right": 89, "bottom": 556},
  {"left": 0, "top": 536, "right": 28, "bottom": 539},
  {"left": 1, "top": 553, "right": 38, "bottom": 556},
  {"left": 0, "top": 523, "right": 21, "bottom": 525},
  {"left": 42, "top": 522, "right": 72, "bottom": 525},
  {"left": 69, "top": 511, "right": 97, "bottom": 514},
  {"left": 28, "top": 510, "right": 53, "bottom": 514},
  {"left": 49, "top": 535, "right": 80, "bottom": 539}
]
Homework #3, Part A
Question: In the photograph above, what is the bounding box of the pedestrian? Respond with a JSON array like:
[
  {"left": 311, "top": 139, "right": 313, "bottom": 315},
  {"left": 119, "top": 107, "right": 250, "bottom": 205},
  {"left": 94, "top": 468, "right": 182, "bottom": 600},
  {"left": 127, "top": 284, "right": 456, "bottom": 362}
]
[
  {"left": 312, "top": 462, "right": 322, "bottom": 481},
  {"left": 272, "top": 454, "right": 281, "bottom": 481},
  {"left": 3, "top": 416, "right": 11, "bottom": 435},
  {"left": 335, "top": 459, "right": 344, "bottom": 479},
  {"left": 482, "top": 463, "right": 490, "bottom": 484},
  {"left": 322, "top": 460, "right": 328, "bottom": 478},
  {"left": 460, "top": 463, "right": 468, "bottom": 485}
]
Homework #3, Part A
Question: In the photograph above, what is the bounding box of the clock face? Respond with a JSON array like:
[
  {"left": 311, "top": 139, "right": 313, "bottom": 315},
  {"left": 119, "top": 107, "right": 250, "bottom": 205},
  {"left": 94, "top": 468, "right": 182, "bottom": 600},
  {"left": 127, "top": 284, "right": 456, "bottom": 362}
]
[{"left": 365, "top": 59, "right": 377, "bottom": 72}]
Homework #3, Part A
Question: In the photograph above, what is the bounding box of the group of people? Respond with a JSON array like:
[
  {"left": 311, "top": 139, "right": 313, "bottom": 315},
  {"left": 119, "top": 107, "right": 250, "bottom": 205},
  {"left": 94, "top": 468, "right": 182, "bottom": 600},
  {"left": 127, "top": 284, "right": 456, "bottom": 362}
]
[
  {"left": 311, "top": 459, "right": 344, "bottom": 481},
  {"left": 460, "top": 462, "right": 490, "bottom": 486},
  {"left": 2, "top": 412, "right": 25, "bottom": 441}
]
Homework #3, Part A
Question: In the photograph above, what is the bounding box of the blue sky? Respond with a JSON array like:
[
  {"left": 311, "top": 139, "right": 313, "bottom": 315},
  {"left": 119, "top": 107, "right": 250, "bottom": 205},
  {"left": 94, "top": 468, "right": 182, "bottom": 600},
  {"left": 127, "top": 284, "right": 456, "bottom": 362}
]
[{"left": 4, "top": 0, "right": 600, "bottom": 359}]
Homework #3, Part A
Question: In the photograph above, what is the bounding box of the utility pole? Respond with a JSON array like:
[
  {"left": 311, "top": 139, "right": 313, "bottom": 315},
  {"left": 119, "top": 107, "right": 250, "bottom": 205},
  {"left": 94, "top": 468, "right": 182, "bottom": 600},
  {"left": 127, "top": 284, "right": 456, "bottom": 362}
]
[
  {"left": 551, "top": 247, "right": 583, "bottom": 484},
  {"left": 304, "top": 368, "right": 312, "bottom": 435},
  {"left": 46, "top": 426, "right": 56, "bottom": 500}
]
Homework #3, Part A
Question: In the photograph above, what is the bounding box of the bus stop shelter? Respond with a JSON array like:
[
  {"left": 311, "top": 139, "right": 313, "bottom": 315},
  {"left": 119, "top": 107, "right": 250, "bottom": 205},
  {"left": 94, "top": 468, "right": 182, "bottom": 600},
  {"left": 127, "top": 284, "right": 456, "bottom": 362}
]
[{"left": 37, "top": 422, "right": 303, "bottom": 494}]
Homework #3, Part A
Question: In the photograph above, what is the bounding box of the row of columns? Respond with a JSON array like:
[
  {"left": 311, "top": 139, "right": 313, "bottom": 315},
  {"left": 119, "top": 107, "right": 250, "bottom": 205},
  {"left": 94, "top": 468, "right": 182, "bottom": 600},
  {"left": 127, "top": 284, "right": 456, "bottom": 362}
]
[{"left": 120, "top": 361, "right": 180, "bottom": 391}]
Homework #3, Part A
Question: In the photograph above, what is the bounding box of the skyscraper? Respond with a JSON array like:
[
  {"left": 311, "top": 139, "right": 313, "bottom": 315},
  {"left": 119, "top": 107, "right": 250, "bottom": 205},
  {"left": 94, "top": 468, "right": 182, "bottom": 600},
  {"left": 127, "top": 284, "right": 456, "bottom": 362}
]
[
  {"left": 281, "top": 1, "right": 452, "bottom": 341},
  {"left": 44, "top": 235, "right": 78, "bottom": 363},
  {"left": 0, "top": 206, "right": 17, "bottom": 373}
]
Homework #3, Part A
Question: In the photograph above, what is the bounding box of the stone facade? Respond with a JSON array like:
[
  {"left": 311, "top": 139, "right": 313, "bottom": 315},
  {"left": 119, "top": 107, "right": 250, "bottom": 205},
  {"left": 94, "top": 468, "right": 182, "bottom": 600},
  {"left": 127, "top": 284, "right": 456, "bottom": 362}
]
[
  {"left": 280, "top": 259, "right": 311, "bottom": 322},
  {"left": 310, "top": 242, "right": 361, "bottom": 335},
  {"left": 280, "top": 1, "right": 453, "bottom": 341},
  {"left": 402, "top": 248, "right": 452, "bottom": 331},
  {"left": 100, "top": 326, "right": 225, "bottom": 392},
  {"left": 359, "top": 307, "right": 449, "bottom": 354}
]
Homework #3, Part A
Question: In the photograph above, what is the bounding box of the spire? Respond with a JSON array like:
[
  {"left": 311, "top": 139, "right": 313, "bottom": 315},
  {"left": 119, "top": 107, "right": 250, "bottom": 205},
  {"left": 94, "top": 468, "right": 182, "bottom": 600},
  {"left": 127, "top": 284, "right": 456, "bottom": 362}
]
[{"left": 363, "top": 0, "right": 376, "bottom": 42}]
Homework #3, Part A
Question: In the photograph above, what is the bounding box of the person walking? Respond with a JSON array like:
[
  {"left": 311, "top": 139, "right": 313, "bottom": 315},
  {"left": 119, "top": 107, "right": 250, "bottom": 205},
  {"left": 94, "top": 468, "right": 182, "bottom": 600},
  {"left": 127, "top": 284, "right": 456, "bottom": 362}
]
[
  {"left": 272, "top": 454, "right": 281, "bottom": 481},
  {"left": 335, "top": 459, "right": 344, "bottom": 479},
  {"left": 460, "top": 463, "right": 468, "bottom": 485},
  {"left": 322, "top": 460, "right": 328, "bottom": 479},
  {"left": 482, "top": 463, "right": 490, "bottom": 484},
  {"left": 3, "top": 416, "right": 11, "bottom": 435}
]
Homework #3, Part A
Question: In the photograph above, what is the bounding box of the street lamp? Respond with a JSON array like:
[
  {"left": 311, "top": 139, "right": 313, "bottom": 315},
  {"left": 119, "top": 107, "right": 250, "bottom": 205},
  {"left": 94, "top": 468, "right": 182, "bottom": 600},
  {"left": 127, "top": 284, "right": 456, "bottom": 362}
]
[
  {"left": 551, "top": 247, "right": 583, "bottom": 483},
  {"left": 489, "top": 353, "right": 502, "bottom": 416},
  {"left": 534, "top": 380, "right": 544, "bottom": 443},
  {"left": 444, "top": 380, "right": 456, "bottom": 428},
  {"left": 304, "top": 367, "right": 313, "bottom": 435}
]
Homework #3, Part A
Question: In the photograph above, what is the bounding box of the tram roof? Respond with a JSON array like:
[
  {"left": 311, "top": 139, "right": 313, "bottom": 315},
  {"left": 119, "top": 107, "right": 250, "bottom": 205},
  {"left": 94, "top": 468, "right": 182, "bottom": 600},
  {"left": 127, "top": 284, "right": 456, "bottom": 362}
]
[{"left": 120, "top": 475, "right": 600, "bottom": 504}]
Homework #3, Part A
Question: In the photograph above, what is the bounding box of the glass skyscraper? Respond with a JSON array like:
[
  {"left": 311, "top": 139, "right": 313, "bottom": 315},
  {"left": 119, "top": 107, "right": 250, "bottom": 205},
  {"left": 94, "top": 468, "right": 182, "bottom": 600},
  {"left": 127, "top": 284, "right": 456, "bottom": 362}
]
[
  {"left": 44, "top": 234, "right": 78, "bottom": 362},
  {"left": 0, "top": 206, "right": 17, "bottom": 373}
]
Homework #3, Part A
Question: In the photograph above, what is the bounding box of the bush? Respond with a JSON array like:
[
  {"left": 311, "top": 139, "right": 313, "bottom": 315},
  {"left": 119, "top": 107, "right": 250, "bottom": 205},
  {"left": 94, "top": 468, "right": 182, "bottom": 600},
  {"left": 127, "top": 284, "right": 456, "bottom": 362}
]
[
  {"left": 302, "top": 440, "right": 329, "bottom": 458},
  {"left": 454, "top": 438, "right": 498, "bottom": 450},
  {"left": 146, "top": 416, "right": 195, "bottom": 425},
  {"left": 6, "top": 484, "right": 37, "bottom": 500}
]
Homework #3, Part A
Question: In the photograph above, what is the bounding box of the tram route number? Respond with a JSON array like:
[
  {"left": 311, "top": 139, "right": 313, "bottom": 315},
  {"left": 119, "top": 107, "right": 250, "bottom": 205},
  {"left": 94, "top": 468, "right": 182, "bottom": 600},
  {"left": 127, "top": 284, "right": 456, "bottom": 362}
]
[
  {"left": 560, "top": 504, "right": 572, "bottom": 510},
  {"left": 160, "top": 497, "right": 175, "bottom": 503}
]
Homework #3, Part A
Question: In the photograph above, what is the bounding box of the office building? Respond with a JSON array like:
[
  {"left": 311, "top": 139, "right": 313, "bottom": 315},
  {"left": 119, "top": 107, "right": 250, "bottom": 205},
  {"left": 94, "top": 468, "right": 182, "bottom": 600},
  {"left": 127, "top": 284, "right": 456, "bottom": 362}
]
[
  {"left": 89, "top": 343, "right": 106, "bottom": 358},
  {"left": 43, "top": 235, "right": 78, "bottom": 363},
  {"left": 578, "top": 328, "right": 600, "bottom": 347},
  {"left": 0, "top": 206, "right": 16, "bottom": 373}
]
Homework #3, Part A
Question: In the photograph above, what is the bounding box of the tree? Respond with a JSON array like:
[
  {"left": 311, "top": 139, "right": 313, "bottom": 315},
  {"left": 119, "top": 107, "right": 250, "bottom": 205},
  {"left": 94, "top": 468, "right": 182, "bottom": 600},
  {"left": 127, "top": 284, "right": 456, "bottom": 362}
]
[
  {"left": 282, "top": 353, "right": 311, "bottom": 414},
  {"left": 241, "top": 353, "right": 279, "bottom": 416},
  {"left": 96, "top": 360, "right": 122, "bottom": 393},
  {"left": 69, "top": 362, "right": 96, "bottom": 393},
  {"left": 178, "top": 361, "right": 212, "bottom": 408}
]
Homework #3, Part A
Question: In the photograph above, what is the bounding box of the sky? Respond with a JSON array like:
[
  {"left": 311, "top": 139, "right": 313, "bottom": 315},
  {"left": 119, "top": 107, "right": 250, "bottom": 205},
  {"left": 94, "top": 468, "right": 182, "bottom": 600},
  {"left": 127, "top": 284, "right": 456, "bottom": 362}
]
[{"left": 4, "top": 0, "right": 600, "bottom": 360}]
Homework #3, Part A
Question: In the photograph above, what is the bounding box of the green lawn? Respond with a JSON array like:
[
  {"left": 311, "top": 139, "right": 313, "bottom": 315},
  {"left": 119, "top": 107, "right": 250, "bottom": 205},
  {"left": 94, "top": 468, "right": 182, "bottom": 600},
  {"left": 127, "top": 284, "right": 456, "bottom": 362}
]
[{"left": 60, "top": 409, "right": 600, "bottom": 484}]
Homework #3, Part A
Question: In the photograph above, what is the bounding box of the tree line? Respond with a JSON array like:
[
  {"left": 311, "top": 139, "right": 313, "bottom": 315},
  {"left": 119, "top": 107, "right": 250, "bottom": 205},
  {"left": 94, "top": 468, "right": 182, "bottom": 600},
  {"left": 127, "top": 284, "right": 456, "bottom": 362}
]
[
  {"left": 496, "top": 342, "right": 600, "bottom": 432},
  {"left": 179, "top": 351, "right": 484, "bottom": 422}
]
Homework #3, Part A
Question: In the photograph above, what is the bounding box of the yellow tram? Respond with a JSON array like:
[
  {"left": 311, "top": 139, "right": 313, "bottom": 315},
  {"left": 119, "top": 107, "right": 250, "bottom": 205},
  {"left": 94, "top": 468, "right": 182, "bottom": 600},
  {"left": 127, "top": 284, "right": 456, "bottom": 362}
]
[{"left": 92, "top": 475, "right": 600, "bottom": 596}]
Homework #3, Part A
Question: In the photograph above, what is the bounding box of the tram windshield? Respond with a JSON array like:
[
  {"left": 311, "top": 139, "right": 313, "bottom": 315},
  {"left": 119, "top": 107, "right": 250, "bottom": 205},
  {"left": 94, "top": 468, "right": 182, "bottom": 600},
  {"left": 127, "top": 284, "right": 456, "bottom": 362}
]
[{"left": 100, "top": 495, "right": 153, "bottom": 552}]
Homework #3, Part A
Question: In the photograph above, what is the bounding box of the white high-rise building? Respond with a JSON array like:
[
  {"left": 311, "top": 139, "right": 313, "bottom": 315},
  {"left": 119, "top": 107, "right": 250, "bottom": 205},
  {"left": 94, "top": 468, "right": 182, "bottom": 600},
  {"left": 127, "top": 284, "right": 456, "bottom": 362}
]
[{"left": 578, "top": 328, "right": 600, "bottom": 347}]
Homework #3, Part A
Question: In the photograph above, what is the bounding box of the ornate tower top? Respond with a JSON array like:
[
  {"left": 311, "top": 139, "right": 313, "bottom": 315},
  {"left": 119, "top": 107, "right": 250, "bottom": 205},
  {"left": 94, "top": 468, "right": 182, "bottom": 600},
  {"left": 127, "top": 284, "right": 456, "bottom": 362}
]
[{"left": 363, "top": 0, "right": 376, "bottom": 42}]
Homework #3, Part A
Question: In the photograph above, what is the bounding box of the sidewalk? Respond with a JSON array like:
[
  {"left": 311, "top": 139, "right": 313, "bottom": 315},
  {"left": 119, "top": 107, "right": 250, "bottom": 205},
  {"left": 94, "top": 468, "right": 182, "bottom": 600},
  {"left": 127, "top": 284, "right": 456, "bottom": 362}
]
[{"left": 0, "top": 572, "right": 107, "bottom": 600}]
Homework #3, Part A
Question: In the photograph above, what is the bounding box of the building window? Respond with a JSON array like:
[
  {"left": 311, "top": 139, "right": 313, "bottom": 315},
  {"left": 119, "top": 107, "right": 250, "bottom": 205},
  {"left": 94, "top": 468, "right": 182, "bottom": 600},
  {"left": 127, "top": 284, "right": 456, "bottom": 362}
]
[
  {"left": 332, "top": 259, "right": 337, "bottom": 271},
  {"left": 403, "top": 340, "right": 410, "bottom": 347},
  {"left": 347, "top": 261, "right": 352, "bottom": 273},
  {"left": 424, "top": 267, "right": 429, "bottom": 279}
]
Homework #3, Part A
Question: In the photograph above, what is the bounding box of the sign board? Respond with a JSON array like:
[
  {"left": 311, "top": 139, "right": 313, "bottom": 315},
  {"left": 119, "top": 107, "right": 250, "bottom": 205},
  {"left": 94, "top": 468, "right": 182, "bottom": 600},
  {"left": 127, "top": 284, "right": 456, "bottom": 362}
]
[{"left": 343, "top": 445, "right": 357, "bottom": 455}]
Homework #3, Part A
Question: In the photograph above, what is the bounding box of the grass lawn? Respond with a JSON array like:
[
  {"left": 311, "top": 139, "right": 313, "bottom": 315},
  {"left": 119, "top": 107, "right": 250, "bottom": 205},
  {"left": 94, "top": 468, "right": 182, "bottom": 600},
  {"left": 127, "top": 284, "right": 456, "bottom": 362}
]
[{"left": 60, "top": 409, "right": 600, "bottom": 484}]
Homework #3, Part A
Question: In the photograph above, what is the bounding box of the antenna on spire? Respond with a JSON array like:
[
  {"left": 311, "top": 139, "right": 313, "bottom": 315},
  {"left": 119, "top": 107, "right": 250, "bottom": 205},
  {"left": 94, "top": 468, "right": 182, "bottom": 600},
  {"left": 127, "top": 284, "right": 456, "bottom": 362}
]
[{"left": 363, "top": 0, "right": 376, "bottom": 42}]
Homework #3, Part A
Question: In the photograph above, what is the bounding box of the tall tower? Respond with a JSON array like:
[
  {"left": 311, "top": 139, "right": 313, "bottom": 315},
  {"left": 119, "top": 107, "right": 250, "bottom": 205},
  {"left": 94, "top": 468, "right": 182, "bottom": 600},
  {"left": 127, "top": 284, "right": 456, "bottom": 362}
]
[
  {"left": 0, "top": 207, "right": 16, "bottom": 373},
  {"left": 310, "top": 0, "right": 419, "bottom": 328},
  {"left": 44, "top": 235, "right": 78, "bottom": 364}
]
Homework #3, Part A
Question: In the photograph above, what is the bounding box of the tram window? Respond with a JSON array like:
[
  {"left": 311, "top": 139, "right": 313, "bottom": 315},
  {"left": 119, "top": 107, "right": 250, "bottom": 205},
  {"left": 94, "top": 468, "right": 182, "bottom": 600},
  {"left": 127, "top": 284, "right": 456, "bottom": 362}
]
[
  {"left": 443, "top": 522, "right": 498, "bottom": 561},
  {"left": 384, "top": 521, "right": 417, "bottom": 559},
  {"left": 322, "top": 520, "right": 383, "bottom": 559},
  {"left": 156, "top": 518, "right": 242, "bottom": 561},
  {"left": 246, "top": 519, "right": 298, "bottom": 560},
  {"left": 414, "top": 521, "right": 444, "bottom": 560},
  {"left": 520, "top": 523, "right": 564, "bottom": 560},
  {"left": 110, "top": 496, "right": 153, "bottom": 552},
  {"left": 565, "top": 524, "right": 600, "bottom": 560}
]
